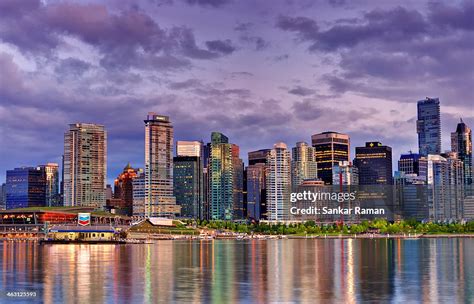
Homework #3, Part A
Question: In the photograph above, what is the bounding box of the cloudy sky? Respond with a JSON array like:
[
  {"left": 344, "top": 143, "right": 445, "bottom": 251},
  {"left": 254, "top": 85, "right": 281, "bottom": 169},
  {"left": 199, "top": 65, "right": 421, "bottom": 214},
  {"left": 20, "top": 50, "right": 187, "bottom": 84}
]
[{"left": 0, "top": 0, "right": 473, "bottom": 184}]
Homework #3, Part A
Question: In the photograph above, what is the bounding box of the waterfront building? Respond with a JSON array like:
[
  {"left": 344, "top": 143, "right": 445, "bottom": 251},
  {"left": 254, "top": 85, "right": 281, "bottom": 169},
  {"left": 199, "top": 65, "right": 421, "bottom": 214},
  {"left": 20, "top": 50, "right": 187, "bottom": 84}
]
[
  {"left": 232, "top": 145, "right": 245, "bottom": 220},
  {"left": 424, "top": 154, "right": 464, "bottom": 221},
  {"left": 398, "top": 152, "right": 422, "bottom": 175},
  {"left": 311, "top": 132, "right": 350, "bottom": 184},
  {"left": 113, "top": 163, "right": 139, "bottom": 215},
  {"left": 202, "top": 143, "right": 211, "bottom": 220},
  {"left": 247, "top": 149, "right": 271, "bottom": 220},
  {"left": 38, "top": 163, "right": 60, "bottom": 207},
  {"left": 6, "top": 167, "right": 46, "bottom": 209},
  {"left": 354, "top": 142, "right": 393, "bottom": 185},
  {"left": 209, "top": 132, "right": 235, "bottom": 220},
  {"left": 451, "top": 119, "right": 472, "bottom": 186},
  {"left": 417, "top": 97, "right": 441, "bottom": 156},
  {"left": 394, "top": 171, "right": 429, "bottom": 221},
  {"left": 132, "top": 170, "right": 146, "bottom": 217},
  {"left": 173, "top": 156, "right": 203, "bottom": 218},
  {"left": 332, "top": 161, "right": 359, "bottom": 185},
  {"left": 266, "top": 142, "right": 291, "bottom": 221},
  {"left": 291, "top": 142, "right": 317, "bottom": 191},
  {"left": 247, "top": 163, "right": 267, "bottom": 220},
  {"left": 142, "top": 113, "right": 180, "bottom": 217},
  {"left": 63, "top": 123, "right": 107, "bottom": 208}
]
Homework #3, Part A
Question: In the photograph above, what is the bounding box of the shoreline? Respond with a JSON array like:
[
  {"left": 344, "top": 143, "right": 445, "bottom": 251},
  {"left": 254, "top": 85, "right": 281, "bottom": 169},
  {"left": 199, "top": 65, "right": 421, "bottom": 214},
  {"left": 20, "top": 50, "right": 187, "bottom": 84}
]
[{"left": 2, "top": 233, "right": 474, "bottom": 243}]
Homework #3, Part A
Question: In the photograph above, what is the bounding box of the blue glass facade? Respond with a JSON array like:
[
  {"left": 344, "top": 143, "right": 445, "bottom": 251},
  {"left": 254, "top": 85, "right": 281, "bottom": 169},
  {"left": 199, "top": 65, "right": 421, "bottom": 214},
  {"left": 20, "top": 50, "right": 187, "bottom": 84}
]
[
  {"left": 6, "top": 167, "right": 46, "bottom": 209},
  {"left": 417, "top": 97, "right": 441, "bottom": 156},
  {"left": 173, "top": 156, "right": 202, "bottom": 218}
]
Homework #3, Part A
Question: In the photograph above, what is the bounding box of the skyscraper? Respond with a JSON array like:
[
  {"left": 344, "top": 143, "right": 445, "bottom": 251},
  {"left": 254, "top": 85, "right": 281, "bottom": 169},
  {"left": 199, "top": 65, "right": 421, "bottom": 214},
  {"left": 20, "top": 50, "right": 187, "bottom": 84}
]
[
  {"left": 63, "top": 123, "right": 107, "bottom": 208},
  {"left": 173, "top": 156, "right": 203, "bottom": 219},
  {"left": 174, "top": 140, "right": 204, "bottom": 219},
  {"left": 6, "top": 167, "right": 46, "bottom": 209},
  {"left": 311, "top": 132, "right": 350, "bottom": 184},
  {"left": 247, "top": 149, "right": 271, "bottom": 220},
  {"left": 114, "top": 163, "right": 139, "bottom": 216},
  {"left": 266, "top": 142, "right": 291, "bottom": 221},
  {"left": 291, "top": 142, "right": 317, "bottom": 191},
  {"left": 202, "top": 143, "right": 211, "bottom": 220},
  {"left": 417, "top": 97, "right": 441, "bottom": 156},
  {"left": 38, "top": 163, "right": 60, "bottom": 207},
  {"left": 354, "top": 142, "right": 393, "bottom": 185},
  {"left": 424, "top": 154, "right": 464, "bottom": 221},
  {"left": 232, "top": 144, "right": 245, "bottom": 219},
  {"left": 141, "top": 113, "right": 179, "bottom": 217},
  {"left": 451, "top": 119, "right": 472, "bottom": 186},
  {"left": 209, "top": 132, "right": 235, "bottom": 220}
]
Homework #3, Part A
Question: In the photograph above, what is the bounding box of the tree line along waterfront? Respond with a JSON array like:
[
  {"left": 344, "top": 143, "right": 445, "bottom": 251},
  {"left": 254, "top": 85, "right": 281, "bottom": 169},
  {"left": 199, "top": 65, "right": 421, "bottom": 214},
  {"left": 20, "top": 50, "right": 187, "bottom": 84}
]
[{"left": 186, "top": 219, "right": 474, "bottom": 236}]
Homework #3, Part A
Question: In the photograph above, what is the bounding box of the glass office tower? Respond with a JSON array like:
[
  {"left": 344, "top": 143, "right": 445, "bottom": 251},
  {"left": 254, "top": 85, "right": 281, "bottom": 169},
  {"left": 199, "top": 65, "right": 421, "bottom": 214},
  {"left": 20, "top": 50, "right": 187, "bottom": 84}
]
[
  {"left": 311, "top": 132, "right": 350, "bottom": 184},
  {"left": 6, "top": 167, "right": 46, "bottom": 209},
  {"left": 354, "top": 142, "right": 393, "bottom": 185},
  {"left": 38, "top": 163, "right": 60, "bottom": 207},
  {"left": 417, "top": 97, "right": 441, "bottom": 156},
  {"left": 209, "top": 132, "right": 235, "bottom": 220},
  {"left": 173, "top": 156, "right": 202, "bottom": 219}
]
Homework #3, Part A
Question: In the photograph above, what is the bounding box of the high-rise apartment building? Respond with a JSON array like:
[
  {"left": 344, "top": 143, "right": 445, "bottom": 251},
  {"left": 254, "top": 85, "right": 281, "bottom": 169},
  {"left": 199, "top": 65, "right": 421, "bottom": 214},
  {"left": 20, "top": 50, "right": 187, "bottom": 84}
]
[
  {"left": 232, "top": 144, "right": 245, "bottom": 220},
  {"left": 291, "top": 142, "right": 317, "bottom": 191},
  {"left": 311, "top": 132, "right": 350, "bottom": 184},
  {"left": 424, "top": 153, "right": 464, "bottom": 221},
  {"left": 451, "top": 119, "right": 472, "bottom": 186},
  {"left": 209, "top": 132, "right": 235, "bottom": 220},
  {"left": 354, "top": 142, "right": 393, "bottom": 185},
  {"left": 202, "top": 143, "right": 211, "bottom": 220},
  {"left": 266, "top": 142, "right": 291, "bottom": 221},
  {"left": 63, "top": 123, "right": 107, "bottom": 208},
  {"left": 6, "top": 167, "right": 46, "bottom": 209},
  {"left": 38, "top": 163, "right": 60, "bottom": 207},
  {"left": 417, "top": 97, "right": 441, "bottom": 156},
  {"left": 140, "top": 113, "right": 179, "bottom": 217}
]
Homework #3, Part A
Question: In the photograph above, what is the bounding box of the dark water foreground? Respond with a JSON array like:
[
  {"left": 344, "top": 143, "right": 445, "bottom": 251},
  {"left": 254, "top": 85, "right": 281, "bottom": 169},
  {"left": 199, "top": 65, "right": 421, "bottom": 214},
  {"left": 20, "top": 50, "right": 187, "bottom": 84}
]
[{"left": 0, "top": 238, "right": 472, "bottom": 303}]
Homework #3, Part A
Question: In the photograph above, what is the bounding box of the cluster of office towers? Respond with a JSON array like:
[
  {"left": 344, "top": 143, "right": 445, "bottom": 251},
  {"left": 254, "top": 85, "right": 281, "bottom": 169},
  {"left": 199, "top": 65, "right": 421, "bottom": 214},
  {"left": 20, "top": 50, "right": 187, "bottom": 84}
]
[{"left": 2, "top": 98, "right": 472, "bottom": 222}]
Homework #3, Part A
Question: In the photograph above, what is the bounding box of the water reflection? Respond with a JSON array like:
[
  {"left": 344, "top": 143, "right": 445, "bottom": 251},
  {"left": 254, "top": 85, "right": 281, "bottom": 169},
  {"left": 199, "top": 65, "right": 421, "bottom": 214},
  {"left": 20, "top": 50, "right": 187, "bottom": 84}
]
[{"left": 0, "top": 239, "right": 473, "bottom": 303}]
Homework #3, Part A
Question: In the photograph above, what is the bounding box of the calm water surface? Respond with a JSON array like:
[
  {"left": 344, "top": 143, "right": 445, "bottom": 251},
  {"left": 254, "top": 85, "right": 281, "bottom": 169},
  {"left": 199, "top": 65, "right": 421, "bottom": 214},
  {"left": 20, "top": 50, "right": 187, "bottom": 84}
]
[{"left": 0, "top": 238, "right": 473, "bottom": 303}]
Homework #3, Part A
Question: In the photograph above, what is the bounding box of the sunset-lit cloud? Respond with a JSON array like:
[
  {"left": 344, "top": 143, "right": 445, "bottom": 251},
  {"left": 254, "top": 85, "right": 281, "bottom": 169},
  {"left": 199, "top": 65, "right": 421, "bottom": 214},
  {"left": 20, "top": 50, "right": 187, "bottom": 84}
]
[{"left": 0, "top": 0, "right": 473, "bottom": 183}]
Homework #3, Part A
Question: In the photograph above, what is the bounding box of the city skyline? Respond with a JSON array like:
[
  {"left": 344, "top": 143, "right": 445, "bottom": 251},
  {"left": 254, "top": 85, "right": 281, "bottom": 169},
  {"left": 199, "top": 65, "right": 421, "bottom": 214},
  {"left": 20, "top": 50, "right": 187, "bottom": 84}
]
[{"left": 1, "top": 0, "right": 473, "bottom": 184}]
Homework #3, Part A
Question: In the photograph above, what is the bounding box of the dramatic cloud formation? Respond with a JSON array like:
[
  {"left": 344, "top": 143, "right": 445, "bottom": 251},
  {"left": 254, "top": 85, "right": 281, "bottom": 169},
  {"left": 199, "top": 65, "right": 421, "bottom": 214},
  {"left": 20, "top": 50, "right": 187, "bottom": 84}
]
[{"left": 0, "top": 0, "right": 472, "bottom": 183}]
